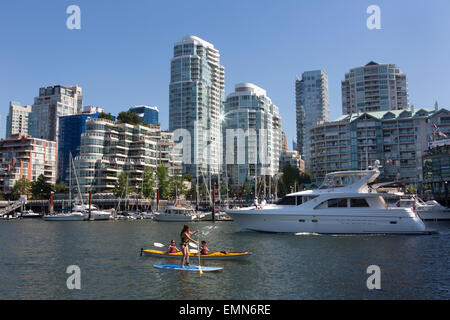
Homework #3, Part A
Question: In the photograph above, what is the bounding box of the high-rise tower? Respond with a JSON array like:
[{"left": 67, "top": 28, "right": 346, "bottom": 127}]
[
  {"left": 169, "top": 36, "right": 225, "bottom": 178},
  {"left": 341, "top": 61, "right": 409, "bottom": 115},
  {"left": 223, "top": 83, "right": 282, "bottom": 186},
  {"left": 29, "top": 85, "right": 82, "bottom": 141},
  {"left": 296, "top": 70, "right": 330, "bottom": 167}
]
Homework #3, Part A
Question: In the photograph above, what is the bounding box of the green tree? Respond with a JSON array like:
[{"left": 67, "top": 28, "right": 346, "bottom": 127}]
[
  {"left": 156, "top": 164, "right": 169, "bottom": 199},
  {"left": 168, "top": 175, "right": 186, "bottom": 199},
  {"left": 279, "top": 163, "right": 299, "bottom": 195},
  {"left": 55, "top": 182, "right": 67, "bottom": 194},
  {"left": 98, "top": 111, "right": 114, "bottom": 121},
  {"left": 406, "top": 184, "right": 416, "bottom": 194},
  {"left": 114, "top": 171, "right": 129, "bottom": 198},
  {"left": 142, "top": 166, "right": 155, "bottom": 198},
  {"left": 298, "top": 172, "right": 311, "bottom": 186},
  {"left": 186, "top": 181, "right": 197, "bottom": 201},
  {"left": 240, "top": 179, "right": 251, "bottom": 200},
  {"left": 11, "top": 178, "right": 31, "bottom": 200},
  {"left": 31, "top": 175, "right": 54, "bottom": 200},
  {"left": 117, "top": 111, "right": 141, "bottom": 125}
]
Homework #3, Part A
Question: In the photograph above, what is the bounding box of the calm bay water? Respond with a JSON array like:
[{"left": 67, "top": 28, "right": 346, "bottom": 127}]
[{"left": 0, "top": 219, "right": 448, "bottom": 300}]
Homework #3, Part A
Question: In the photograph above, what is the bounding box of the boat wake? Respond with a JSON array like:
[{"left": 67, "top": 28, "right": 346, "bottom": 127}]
[
  {"left": 201, "top": 225, "right": 217, "bottom": 236},
  {"left": 294, "top": 232, "right": 321, "bottom": 236}
]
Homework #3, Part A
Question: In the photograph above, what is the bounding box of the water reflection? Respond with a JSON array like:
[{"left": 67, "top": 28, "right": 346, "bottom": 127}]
[{"left": 0, "top": 220, "right": 448, "bottom": 299}]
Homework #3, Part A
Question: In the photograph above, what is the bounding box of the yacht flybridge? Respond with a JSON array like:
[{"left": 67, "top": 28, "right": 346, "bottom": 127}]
[{"left": 226, "top": 164, "right": 434, "bottom": 235}]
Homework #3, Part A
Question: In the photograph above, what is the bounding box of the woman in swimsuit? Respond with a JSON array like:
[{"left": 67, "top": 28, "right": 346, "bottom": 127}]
[{"left": 180, "top": 224, "right": 198, "bottom": 268}]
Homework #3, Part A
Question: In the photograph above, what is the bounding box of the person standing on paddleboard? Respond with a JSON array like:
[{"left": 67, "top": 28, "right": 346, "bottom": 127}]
[{"left": 180, "top": 225, "right": 198, "bottom": 268}]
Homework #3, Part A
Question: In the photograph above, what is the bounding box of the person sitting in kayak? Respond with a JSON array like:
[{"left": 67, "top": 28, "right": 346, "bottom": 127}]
[
  {"left": 180, "top": 224, "right": 198, "bottom": 268},
  {"left": 200, "top": 240, "right": 210, "bottom": 255},
  {"left": 167, "top": 240, "right": 180, "bottom": 253}
]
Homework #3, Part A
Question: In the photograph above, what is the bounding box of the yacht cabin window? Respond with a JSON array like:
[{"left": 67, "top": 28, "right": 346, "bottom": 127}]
[
  {"left": 315, "top": 198, "right": 370, "bottom": 209},
  {"left": 276, "top": 196, "right": 297, "bottom": 205},
  {"left": 276, "top": 195, "right": 318, "bottom": 206},
  {"left": 350, "top": 198, "right": 370, "bottom": 207},
  {"left": 319, "top": 173, "right": 367, "bottom": 189}
]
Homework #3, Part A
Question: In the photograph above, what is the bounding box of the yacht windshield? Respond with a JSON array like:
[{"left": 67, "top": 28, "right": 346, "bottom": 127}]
[
  {"left": 319, "top": 173, "right": 367, "bottom": 189},
  {"left": 276, "top": 195, "right": 318, "bottom": 205}
]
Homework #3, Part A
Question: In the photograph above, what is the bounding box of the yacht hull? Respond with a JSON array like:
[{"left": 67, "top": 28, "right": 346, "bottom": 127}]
[
  {"left": 20, "top": 214, "right": 43, "bottom": 218},
  {"left": 418, "top": 209, "right": 450, "bottom": 221},
  {"left": 43, "top": 214, "right": 85, "bottom": 221},
  {"left": 84, "top": 212, "right": 112, "bottom": 221},
  {"left": 226, "top": 209, "right": 429, "bottom": 234},
  {"left": 154, "top": 214, "right": 198, "bottom": 222}
]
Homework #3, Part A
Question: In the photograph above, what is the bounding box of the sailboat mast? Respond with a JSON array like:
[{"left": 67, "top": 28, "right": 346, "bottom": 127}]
[
  {"left": 196, "top": 174, "right": 199, "bottom": 210},
  {"left": 254, "top": 176, "right": 257, "bottom": 200},
  {"left": 366, "top": 128, "right": 369, "bottom": 170},
  {"left": 72, "top": 155, "right": 84, "bottom": 206},
  {"left": 225, "top": 164, "right": 229, "bottom": 209},
  {"left": 69, "top": 153, "right": 72, "bottom": 212},
  {"left": 195, "top": 109, "right": 200, "bottom": 210}
]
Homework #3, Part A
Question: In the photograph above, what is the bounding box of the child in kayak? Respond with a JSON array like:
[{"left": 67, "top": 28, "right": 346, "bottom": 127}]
[
  {"left": 200, "top": 240, "right": 210, "bottom": 255},
  {"left": 167, "top": 240, "right": 180, "bottom": 253}
]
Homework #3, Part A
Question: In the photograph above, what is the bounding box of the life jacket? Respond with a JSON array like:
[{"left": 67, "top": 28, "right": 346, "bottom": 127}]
[
  {"left": 200, "top": 247, "right": 210, "bottom": 255},
  {"left": 168, "top": 246, "right": 178, "bottom": 253}
]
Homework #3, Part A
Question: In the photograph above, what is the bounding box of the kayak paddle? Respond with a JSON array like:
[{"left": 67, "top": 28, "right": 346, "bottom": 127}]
[{"left": 153, "top": 242, "right": 165, "bottom": 248}]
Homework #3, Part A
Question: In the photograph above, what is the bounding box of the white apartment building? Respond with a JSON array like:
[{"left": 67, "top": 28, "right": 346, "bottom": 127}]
[
  {"left": 5, "top": 101, "right": 32, "bottom": 138},
  {"left": 29, "top": 85, "right": 82, "bottom": 141},
  {"left": 341, "top": 61, "right": 409, "bottom": 115},
  {"left": 223, "top": 83, "right": 282, "bottom": 187},
  {"left": 74, "top": 118, "right": 182, "bottom": 193},
  {"left": 169, "top": 36, "right": 225, "bottom": 178},
  {"left": 309, "top": 107, "right": 450, "bottom": 185}
]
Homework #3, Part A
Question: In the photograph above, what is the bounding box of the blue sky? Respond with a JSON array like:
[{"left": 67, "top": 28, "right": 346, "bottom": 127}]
[{"left": 1, "top": 0, "right": 450, "bottom": 144}]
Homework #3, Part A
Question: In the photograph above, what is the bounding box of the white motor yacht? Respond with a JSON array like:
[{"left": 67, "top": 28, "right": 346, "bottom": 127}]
[
  {"left": 73, "top": 203, "right": 112, "bottom": 221},
  {"left": 396, "top": 198, "right": 450, "bottom": 221},
  {"left": 20, "top": 210, "right": 43, "bottom": 218},
  {"left": 115, "top": 211, "right": 137, "bottom": 220},
  {"left": 418, "top": 200, "right": 450, "bottom": 220},
  {"left": 43, "top": 212, "right": 85, "bottom": 221},
  {"left": 134, "top": 211, "right": 154, "bottom": 220},
  {"left": 226, "top": 164, "right": 434, "bottom": 235},
  {"left": 154, "top": 205, "right": 204, "bottom": 222}
]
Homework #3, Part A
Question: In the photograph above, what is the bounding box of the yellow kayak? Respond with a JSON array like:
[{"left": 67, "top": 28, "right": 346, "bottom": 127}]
[{"left": 140, "top": 249, "right": 252, "bottom": 260}]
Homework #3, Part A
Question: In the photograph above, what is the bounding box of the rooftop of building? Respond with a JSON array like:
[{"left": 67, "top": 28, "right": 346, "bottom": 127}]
[
  {"left": 234, "top": 83, "right": 267, "bottom": 96},
  {"left": 178, "top": 35, "right": 216, "bottom": 50},
  {"left": 39, "top": 84, "right": 80, "bottom": 89},
  {"left": 129, "top": 105, "right": 159, "bottom": 111},
  {"left": 0, "top": 134, "right": 56, "bottom": 145},
  {"left": 333, "top": 108, "right": 437, "bottom": 123},
  {"left": 344, "top": 61, "right": 400, "bottom": 75}
]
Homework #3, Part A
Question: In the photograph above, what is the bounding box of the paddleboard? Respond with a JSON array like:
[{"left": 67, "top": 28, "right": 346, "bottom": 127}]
[{"left": 153, "top": 264, "right": 223, "bottom": 272}]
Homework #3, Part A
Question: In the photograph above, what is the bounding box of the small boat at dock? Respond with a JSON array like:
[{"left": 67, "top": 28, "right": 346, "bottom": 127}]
[
  {"left": 154, "top": 203, "right": 206, "bottom": 222},
  {"left": 43, "top": 212, "right": 85, "bottom": 221},
  {"left": 20, "top": 210, "right": 43, "bottom": 219}
]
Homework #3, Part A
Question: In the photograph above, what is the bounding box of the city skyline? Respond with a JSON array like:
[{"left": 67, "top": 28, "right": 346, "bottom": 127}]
[{"left": 1, "top": 0, "right": 450, "bottom": 145}]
